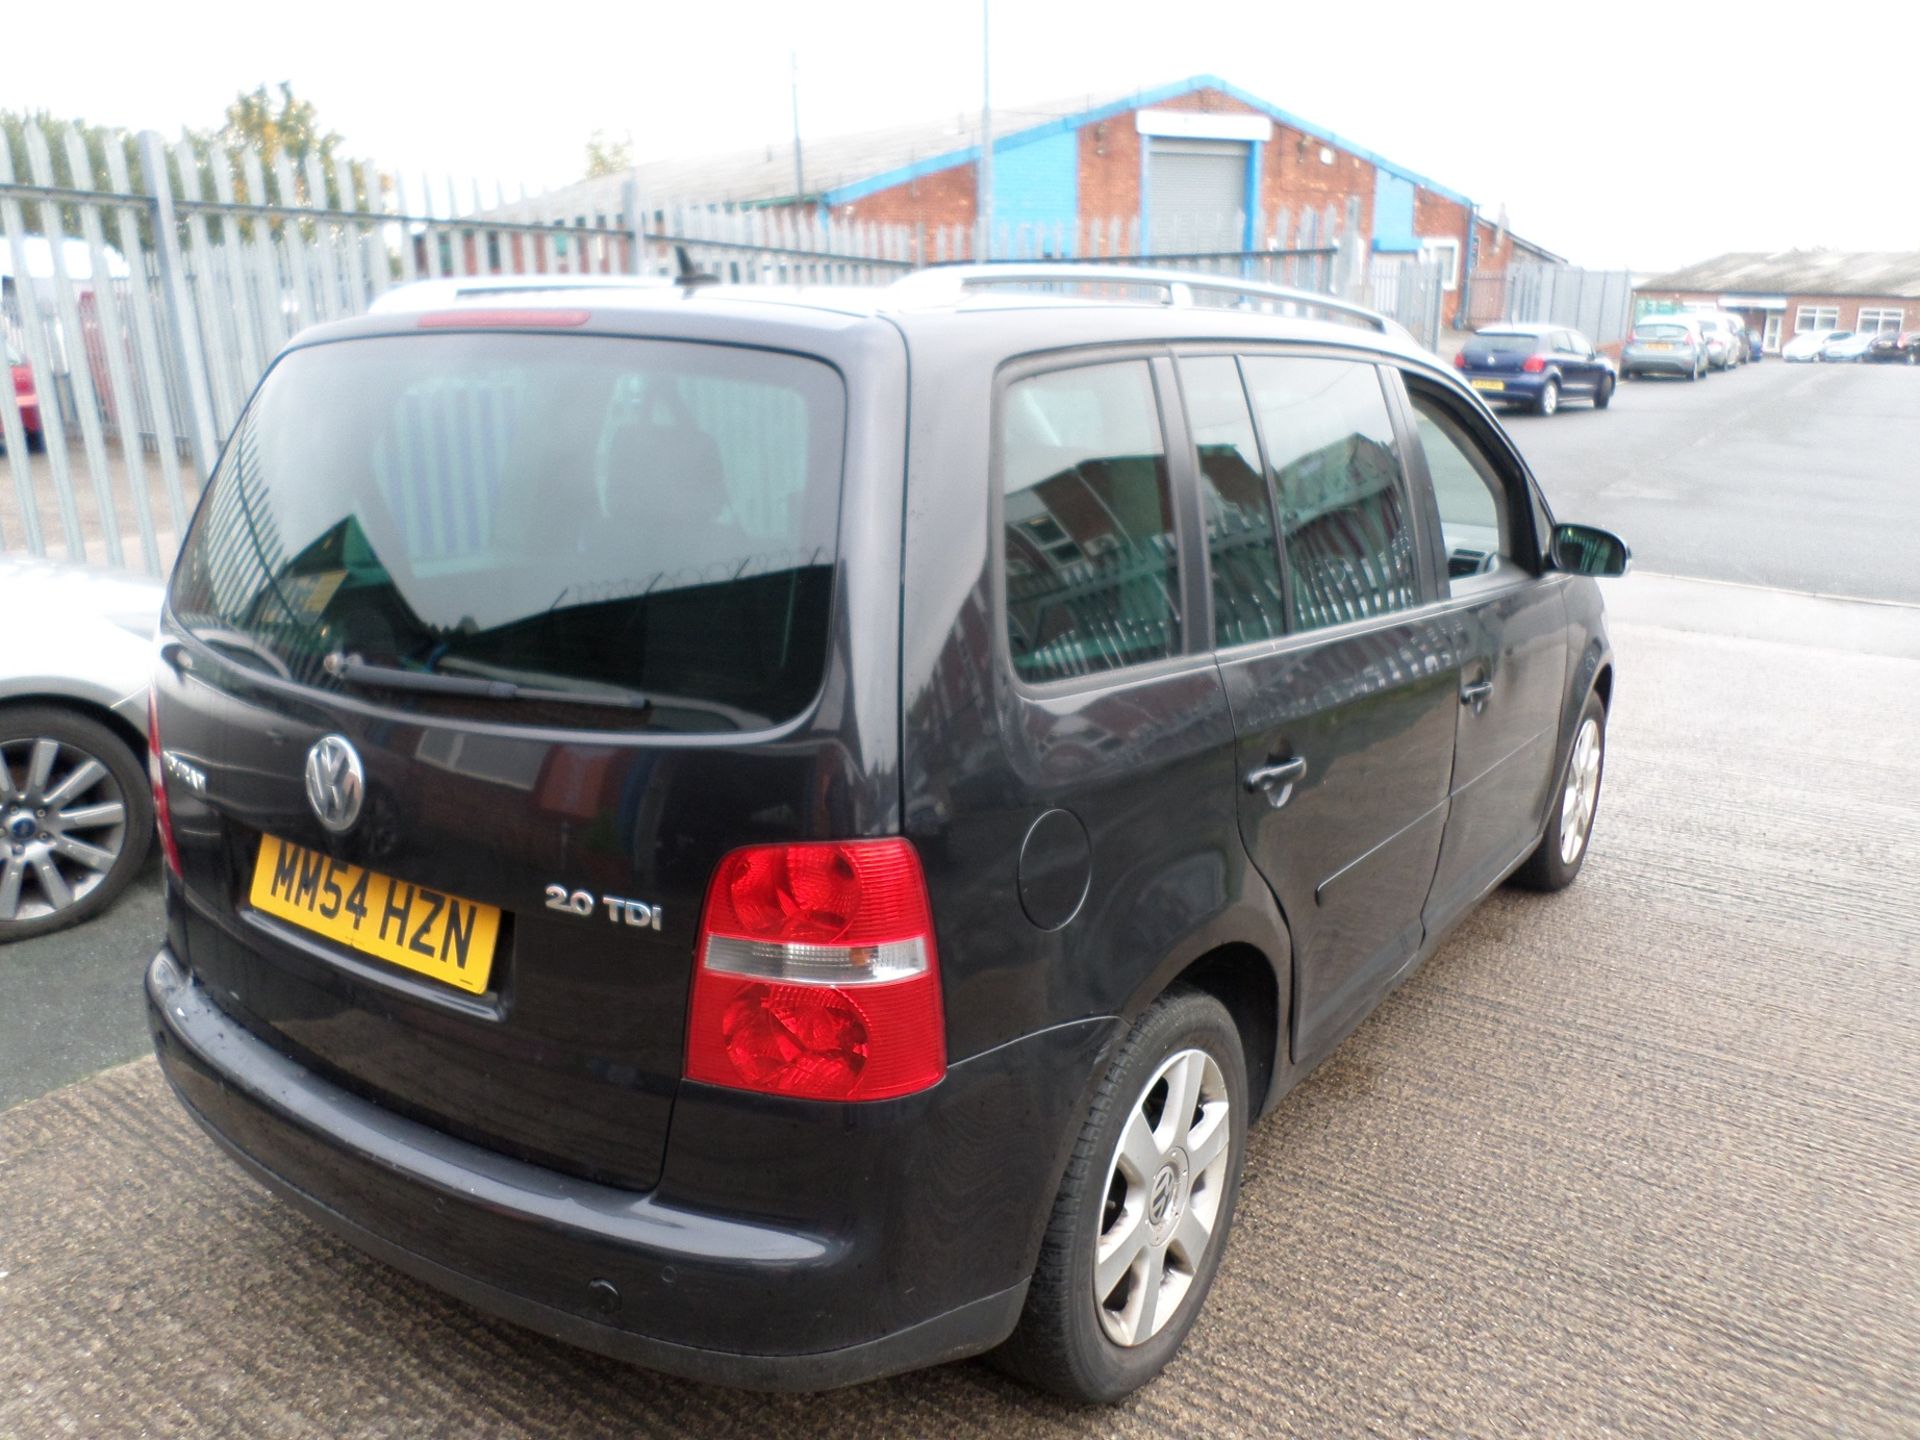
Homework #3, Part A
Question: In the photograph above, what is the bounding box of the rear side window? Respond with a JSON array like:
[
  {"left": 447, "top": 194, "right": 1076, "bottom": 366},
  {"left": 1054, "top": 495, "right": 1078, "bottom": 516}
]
[
  {"left": 999, "top": 361, "right": 1180, "bottom": 683},
  {"left": 1178, "top": 356, "right": 1285, "bottom": 646},
  {"left": 170, "top": 333, "right": 846, "bottom": 733},
  {"left": 1241, "top": 357, "right": 1418, "bottom": 631}
]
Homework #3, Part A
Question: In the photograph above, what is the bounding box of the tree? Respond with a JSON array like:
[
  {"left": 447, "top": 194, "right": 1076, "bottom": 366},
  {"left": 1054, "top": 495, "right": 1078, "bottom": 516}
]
[
  {"left": 585, "top": 130, "right": 633, "bottom": 179},
  {"left": 222, "top": 82, "right": 340, "bottom": 170}
]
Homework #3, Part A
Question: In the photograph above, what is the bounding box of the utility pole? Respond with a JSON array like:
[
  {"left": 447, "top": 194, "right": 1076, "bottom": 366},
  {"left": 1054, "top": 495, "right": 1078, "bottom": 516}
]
[
  {"left": 978, "top": 0, "right": 992, "bottom": 260},
  {"left": 789, "top": 51, "right": 806, "bottom": 200}
]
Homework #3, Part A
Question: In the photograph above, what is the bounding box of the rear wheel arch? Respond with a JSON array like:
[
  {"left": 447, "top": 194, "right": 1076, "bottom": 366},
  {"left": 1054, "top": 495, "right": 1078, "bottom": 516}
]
[
  {"left": 0, "top": 694, "right": 146, "bottom": 765},
  {"left": 1592, "top": 663, "right": 1614, "bottom": 713},
  {"left": 1164, "top": 943, "right": 1281, "bottom": 1120},
  {"left": 1019, "top": 911, "right": 1290, "bottom": 1274}
]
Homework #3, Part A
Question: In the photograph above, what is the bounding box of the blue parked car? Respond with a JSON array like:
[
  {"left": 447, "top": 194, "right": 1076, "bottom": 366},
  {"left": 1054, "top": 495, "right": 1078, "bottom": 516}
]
[{"left": 1453, "top": 324, "right": 1617, "bottom": 416}]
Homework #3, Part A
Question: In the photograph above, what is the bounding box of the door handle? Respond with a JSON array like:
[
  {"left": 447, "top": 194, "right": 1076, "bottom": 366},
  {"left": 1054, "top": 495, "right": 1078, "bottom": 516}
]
[
  {"left": 1460, "top": 678, "right": 1494, "bottom": 707},
  {"left": 1244, "top": 755, "right": 1307, "bottom": 795}
]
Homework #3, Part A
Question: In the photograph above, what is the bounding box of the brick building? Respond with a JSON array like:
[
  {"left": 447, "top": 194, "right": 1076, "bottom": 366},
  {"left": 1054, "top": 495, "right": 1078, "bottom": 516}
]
[
  {"left": 1634, "top": 252, "right": 1920, "bottom": 354},
  {"left": 523, "top": 75, "right": 1550, "bottom": 312}
]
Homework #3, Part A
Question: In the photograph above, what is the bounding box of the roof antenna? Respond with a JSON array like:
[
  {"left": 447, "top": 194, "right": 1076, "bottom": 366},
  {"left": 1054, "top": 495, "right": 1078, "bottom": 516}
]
[{"left": 674, "top": 244, "right": 719, "bottom": 287}]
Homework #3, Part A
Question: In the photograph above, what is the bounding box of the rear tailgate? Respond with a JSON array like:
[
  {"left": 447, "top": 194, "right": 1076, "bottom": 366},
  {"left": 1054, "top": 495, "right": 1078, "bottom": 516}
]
[
  {"left": 1463, "top": 335, "right": 1537, "bottom": 372},
  {"left": 156, "top": 314, "right": 905, "bottom": 1190}
]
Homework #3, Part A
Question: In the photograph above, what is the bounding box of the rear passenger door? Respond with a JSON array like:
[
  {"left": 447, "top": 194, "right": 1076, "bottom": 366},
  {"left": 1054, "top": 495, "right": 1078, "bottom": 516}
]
[
  {"left": 1394, "top": 374, "right": 1570, "bottom": 933},
  {"left": 1188, "top": 352, "right": 1459, "bottom": 1070}
]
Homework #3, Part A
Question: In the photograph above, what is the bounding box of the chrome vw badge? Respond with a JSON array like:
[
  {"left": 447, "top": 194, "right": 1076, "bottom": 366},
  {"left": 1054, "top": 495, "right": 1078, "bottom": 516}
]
[{"left": 304, "top": 735, "right": 364, "bottom": 833}]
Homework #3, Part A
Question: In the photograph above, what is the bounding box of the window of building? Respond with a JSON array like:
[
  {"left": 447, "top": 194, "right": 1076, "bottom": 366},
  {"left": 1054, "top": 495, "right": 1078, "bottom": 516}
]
[
  {"left": 1421, "top": 237, "right": 1461, "bottom": 292},
  {"left": 1000, "top": 361, "right": 1180, "bottom": 682},
  {"left": 1856, "top": 308, "right": 1905, "bottom": 335},
  {"left": 1795, "top": 306, "right": 1840, "bottom": 333},
  {"left": 1179, "top": 356, "right": 1285, "bottom": 647},
  {"left": 1240, "top": 357, "right": 1417, "bottom": 632}
]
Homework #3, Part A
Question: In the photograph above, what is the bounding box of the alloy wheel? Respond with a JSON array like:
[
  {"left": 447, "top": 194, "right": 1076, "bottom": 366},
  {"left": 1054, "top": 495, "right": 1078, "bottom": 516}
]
[
  {"left": 1559, "top": 717, "right": 1603, "bottom": 866},
  {"left": 1093, "top": 1047, "right": 1233, "bottom": 1347},
  {"left": 0, "top": 735, "right": 132, "bottom": 924}
]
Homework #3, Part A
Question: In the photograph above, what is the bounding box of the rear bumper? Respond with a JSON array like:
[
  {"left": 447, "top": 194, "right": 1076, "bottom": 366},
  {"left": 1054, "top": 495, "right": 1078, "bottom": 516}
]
[
  {"left": 148, "top": 946, "right": 1109, "bottom": 1389},
  {"left": 1621, "top": 351, "right": 1697, "bottom": 375},
  {"left": 1463, "top": 373, "right": 1547, "bottom": 402}
]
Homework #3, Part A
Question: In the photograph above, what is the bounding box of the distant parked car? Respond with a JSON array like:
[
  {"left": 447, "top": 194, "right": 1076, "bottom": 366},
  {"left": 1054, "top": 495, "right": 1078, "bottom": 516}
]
[
  {"left": 0, "top": 558, "right": 161, "bottom": 941},
  {"left": 4, "top": 342, "right": 42, "bottom": 450},
  {"left": 1864, "top": 331, "right": 1920, "bottom": 365},
  {"left": 1781, "top": 330, "right": 1841, "bottom": 362},
  {"left": 1620, "top": 316, "right": 1709, "bottom": 381},
  {"left": 1821, "top": 331, "right": 1878, "bottom": 363},
  {"left": 1687, "top": 313, "right": 1746, "bottom": 370},
  {"left": 1452, "top": 323, "right": 1617, "bottom": 415}
]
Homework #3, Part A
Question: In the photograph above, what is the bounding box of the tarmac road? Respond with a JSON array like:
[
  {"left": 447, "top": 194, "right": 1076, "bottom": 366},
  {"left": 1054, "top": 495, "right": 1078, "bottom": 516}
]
[
  {"left": 1506, "top": 358, "right": 1920, "bottom": 604},
  {"left": 3, "top": 582, "right": 1917, "bottom": 1438}
]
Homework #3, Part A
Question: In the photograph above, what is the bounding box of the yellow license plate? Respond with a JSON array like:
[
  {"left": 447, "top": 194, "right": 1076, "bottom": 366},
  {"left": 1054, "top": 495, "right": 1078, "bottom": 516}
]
[
  {"left": 1470, "top": 378, "right": 1505, "bottom": 391},
  {"left": 249, "top": 834, "right": 501, "bottom": 994},
  {"left": 1647, "top": 342, "right": 1674, "bottom": 351}
]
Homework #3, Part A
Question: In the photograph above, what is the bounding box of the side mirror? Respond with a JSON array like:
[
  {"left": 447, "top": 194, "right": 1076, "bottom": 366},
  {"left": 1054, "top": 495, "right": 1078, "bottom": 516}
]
[{"left": 1552, "top": 523, "right": 1631, "bottom": 577}]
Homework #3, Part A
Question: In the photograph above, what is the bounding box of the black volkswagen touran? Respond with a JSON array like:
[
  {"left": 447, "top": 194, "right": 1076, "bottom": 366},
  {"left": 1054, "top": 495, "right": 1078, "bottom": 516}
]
[{"left": 146, "top": 267, "right": 1627, "bottom": 1402}]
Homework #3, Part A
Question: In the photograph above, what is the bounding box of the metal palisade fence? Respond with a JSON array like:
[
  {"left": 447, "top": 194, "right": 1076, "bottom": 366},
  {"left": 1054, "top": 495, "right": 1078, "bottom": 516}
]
[
  {"left": 1466, "top": 262, "right": 1636, "bottom": 346},
  {"left": 0, "top": 125, "right": 1429, "bottom": 575}
]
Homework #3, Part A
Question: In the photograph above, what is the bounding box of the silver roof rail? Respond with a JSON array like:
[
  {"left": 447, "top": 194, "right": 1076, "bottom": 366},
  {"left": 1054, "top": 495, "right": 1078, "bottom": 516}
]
[
  {"left": 368, "top": 273, "right": 676, "bottom": 315},
  {"left": 887, "top": 262, "right": 1397, "bottom": 334}
]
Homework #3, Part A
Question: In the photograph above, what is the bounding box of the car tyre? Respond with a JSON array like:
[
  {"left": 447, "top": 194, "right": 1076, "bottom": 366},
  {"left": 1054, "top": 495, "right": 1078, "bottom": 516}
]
[
  {"left": 1594, "top": 376, "right": 1615, "bottom": 409},
  {"left": 992, "top": 988, "right": 1248, "bottom": 1403},
  {"left": 0, "top": 704, "right": 154, "bottom": 943},
  {"left": 1513, "top": 690, "right": 1607, "bottom": 893},
  {"left": 1535, "top": 378, "right": 1560, "bottom": 417}
]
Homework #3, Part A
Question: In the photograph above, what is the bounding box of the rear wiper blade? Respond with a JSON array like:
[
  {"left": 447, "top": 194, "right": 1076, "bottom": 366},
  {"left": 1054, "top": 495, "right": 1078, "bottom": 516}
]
[{"left": 322, "top": 653, "right": 650, "bottom": 710}]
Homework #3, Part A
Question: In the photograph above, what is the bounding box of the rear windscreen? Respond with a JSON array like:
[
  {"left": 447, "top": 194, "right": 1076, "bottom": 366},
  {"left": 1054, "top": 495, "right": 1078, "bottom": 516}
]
[
  {"left": 1634, "top": 325, "right": 1691, "bottom": 340},
  {"left": 170, "top": 332, "right": 846, "bottom": 732},
  {"left": 1476, "top": 334, "right": 1538, "bottom": 352}
]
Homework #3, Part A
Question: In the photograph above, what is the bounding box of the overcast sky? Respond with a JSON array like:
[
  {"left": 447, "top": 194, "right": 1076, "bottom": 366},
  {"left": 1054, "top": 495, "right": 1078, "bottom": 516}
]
[{"left": 11, "top": 0, "right": 1916, "bottom": 271}]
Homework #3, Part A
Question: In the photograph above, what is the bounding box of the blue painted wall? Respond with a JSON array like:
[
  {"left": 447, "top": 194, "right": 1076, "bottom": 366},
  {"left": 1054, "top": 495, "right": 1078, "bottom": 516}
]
[
  {"left": 1372, "top": 172, "right": 1418, "bottom": 253},
  {"left": 991, "top": 129, "right": 1080, "bottom": 255}
]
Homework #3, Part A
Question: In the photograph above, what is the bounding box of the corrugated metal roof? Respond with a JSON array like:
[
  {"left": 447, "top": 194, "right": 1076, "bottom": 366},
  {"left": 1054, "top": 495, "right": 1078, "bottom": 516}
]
[
  {"left": 499, "top": 87, "right": 1144, "bottom": 220},
  {"left": 1639, "top": 251, "right": 1920, "bottom": 299},
  {"left": 494, "top": 74, "right": 1480, "bottom": 221}
]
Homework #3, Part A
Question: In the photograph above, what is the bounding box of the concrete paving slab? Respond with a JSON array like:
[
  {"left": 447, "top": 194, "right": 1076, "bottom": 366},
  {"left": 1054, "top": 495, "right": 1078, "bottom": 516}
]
[{"left": 1, "top": 603, "right": 1916, "bottom": 1438}]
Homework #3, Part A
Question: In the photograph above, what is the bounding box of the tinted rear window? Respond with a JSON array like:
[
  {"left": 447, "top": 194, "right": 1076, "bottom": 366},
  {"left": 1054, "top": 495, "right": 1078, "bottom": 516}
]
[
  {"left": 170, "top": 332, "right": 846, "bottom": 732},
  {"left": 1475, "top": 334, "right": 1539, "bottom": 353},
  {"left": 1634, "top": 325, "right": 1691, "bottom": 340}
]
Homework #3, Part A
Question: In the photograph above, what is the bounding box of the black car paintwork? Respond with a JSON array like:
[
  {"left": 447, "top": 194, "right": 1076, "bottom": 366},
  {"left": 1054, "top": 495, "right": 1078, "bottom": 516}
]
[
  {"left": 153, "top": 305, "right": 908, "bottom": 1192},
  {"left": 148, "top": 289, "right": 1614, "bottom": 1389}
]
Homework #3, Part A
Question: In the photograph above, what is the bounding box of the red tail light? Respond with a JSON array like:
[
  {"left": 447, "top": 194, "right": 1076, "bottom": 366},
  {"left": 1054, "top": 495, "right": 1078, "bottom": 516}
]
[
  {"left": 686, "top": 839, "right": 945, "bottom": 1101},
  {"left": 1521, "top": 354, "right": 1547, "bottom": 373},
  {"left": 147, "top": 688, "right": 182, "bottom": 877},
  {"left": 1452, "top": 351, "right": 1468, "bottom": 369}
]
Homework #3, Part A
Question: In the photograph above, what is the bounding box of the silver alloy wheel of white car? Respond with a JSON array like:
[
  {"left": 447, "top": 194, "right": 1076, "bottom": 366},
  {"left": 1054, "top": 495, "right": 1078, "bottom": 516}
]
[
  {"left": 1559, "top": 715, "right": 1603, "bottom": 866},
  {"left": 1093, "top": 1047, "right": 1233, "bottom": 1347},
  {"left": 0, "top": 733, "right": 132, "bottom": 924}
]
